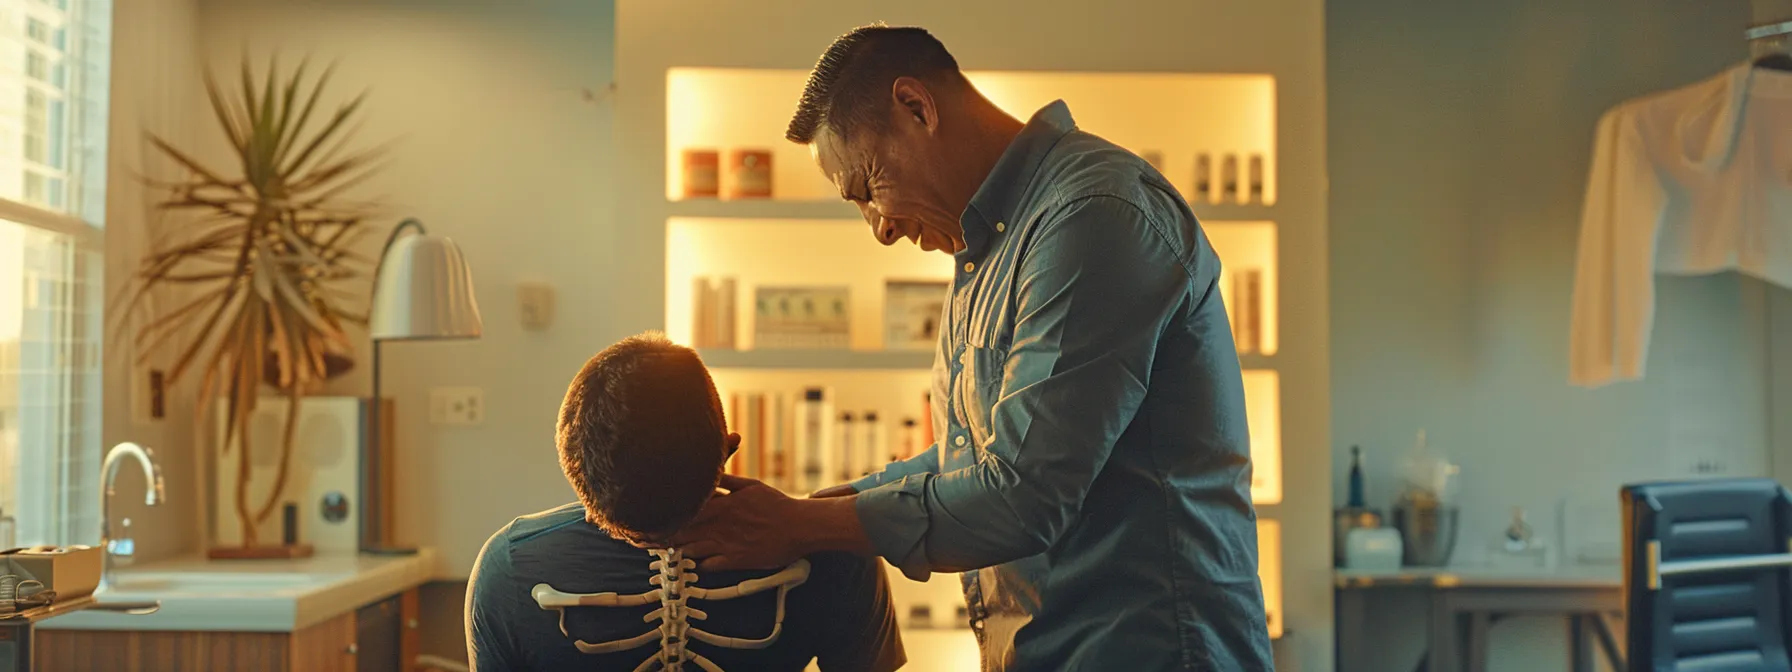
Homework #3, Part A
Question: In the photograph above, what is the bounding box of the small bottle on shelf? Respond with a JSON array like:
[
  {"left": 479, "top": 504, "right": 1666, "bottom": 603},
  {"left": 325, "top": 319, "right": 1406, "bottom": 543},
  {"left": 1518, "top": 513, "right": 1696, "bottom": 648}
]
[
  {"left": 862, "top": 412, "right": 885, "bottom": 476},
  {"left": 899, "top": 418, "right": 918, "bottom": 461},
  {"left": 1194, "top": 154, "right": 1213, "bottom": 202},
  {"left": 1248, "top": 155, "right": 1265, "bottom": 204},
  {"left": 1221, "top": 154, "right": 1240, "bottom": 204},
  {"left": 836, "top": 412, "right": 857, "bottom": 483},
  {"left": 797, "top": 388, "right": 830, "bottom": 493},
  {"left": 771, "top": 391, "right": 791, "bottom": 492}
]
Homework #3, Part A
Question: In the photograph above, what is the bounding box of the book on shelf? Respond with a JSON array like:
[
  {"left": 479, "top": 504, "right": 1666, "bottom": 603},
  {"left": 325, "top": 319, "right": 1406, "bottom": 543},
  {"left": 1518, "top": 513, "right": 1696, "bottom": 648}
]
[
  {"left": 1229, "top": 268, "right": 1262, "bottom": 355},
  {"left": 691, "top": 276, "right": 738, "bottom": 349},
  {"left": 718, "top": 386, "right": 927, "bottom": 495}
]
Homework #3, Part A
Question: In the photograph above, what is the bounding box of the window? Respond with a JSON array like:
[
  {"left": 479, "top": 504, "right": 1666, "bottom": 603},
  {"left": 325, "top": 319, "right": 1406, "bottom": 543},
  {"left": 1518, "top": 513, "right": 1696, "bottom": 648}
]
[
  {"left": 24, "top": 89, "right": 45, "bottom": 164},
  {"left": 0, "top": 0, "right": 109, "bottom": 547},
  {"left": 26, "top": 51, "right": 45, "bottom": 82}
]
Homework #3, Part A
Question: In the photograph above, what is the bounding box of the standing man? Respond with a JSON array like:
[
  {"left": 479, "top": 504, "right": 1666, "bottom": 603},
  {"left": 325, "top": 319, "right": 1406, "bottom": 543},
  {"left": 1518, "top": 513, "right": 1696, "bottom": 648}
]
[{"left": 671, "top": 24, "right": 1272, "bottom": 671}]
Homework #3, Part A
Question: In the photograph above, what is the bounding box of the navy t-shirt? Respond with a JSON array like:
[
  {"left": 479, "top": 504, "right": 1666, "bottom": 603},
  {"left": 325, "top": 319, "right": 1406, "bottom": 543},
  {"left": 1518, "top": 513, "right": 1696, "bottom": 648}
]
[{"left": 466, "top": 503, "right": 905, "bottom": 671}]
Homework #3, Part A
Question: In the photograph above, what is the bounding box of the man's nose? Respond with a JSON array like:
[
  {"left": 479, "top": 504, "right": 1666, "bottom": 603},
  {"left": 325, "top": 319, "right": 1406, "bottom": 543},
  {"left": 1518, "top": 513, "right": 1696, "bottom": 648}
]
[{"left": 861, "top": 204, "right": 900, "bottom": 246}]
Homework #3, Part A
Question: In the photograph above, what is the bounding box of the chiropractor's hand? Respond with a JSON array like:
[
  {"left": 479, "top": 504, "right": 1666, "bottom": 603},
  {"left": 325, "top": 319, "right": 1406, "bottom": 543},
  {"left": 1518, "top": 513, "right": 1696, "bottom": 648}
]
[
  {"left": 671, "top": 474, "right": 871, "bottom": 571},
  {"left": 810, "top": 483, "right": 857, "bottom": 498}
]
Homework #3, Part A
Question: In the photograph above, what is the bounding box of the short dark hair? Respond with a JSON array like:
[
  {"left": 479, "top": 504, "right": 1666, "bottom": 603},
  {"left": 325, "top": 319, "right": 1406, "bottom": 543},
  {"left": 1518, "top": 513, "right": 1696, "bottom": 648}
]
[
  {"left": 786, "top": 24, "right": 963, "bottom": 144},
  {"left": 557, "top": 333, "right": 727, "bottom": 542}
]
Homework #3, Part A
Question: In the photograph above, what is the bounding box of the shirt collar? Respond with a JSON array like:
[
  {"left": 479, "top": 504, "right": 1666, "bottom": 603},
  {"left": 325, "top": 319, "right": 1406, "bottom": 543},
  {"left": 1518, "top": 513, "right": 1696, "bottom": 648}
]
[{"left": 959, "top": 100, "right": 1077, "bottom": 258}]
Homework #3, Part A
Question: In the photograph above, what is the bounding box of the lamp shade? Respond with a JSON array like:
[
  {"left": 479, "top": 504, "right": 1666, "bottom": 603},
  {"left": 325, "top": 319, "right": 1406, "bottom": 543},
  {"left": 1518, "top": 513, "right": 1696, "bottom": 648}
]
[{"left": 369, "top": 234, "right": 483, "bottom": 341}]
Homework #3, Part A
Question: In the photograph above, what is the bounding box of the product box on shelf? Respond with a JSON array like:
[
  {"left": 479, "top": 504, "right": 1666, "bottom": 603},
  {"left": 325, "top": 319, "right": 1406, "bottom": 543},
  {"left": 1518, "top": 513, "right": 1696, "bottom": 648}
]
[
  {"left": 724, "top": 149, "right": 774, "bottom": 199},
  {"left": 754, "top": 286, "right": 850, "bottom": 350},
  {"left": 681, "top": 149, "right": 720, "bottom": 198}
]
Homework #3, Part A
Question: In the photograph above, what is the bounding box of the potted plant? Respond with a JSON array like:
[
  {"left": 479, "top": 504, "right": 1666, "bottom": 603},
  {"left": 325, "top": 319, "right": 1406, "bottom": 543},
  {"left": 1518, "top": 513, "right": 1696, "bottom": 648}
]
[{"left": 116, "top": 57, "right": 383, "bottom": 554}]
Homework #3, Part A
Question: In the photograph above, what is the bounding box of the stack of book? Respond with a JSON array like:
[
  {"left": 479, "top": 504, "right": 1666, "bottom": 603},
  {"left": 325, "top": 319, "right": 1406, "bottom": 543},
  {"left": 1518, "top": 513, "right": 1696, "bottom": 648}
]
[
  {"left": 1229, "top": 268, "right": 1263, "bottom": 354},
  {"left": 691, "top": 277, "right": 737, "bottom": 349}
]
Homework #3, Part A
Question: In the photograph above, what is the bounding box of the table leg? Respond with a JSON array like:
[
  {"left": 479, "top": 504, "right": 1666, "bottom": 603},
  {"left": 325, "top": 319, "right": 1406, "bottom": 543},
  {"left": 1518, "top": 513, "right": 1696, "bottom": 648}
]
[
  {"left": 1337, "top": 589, "right": 1370, "bottom": 672},
  {"left": 1428, "top": 591, "right": 1459, "bottom": 672},
  {"left": 1591, "top": 613, "right": 1626, "bottom": 672},
  {"left": 1464, "top": 611, "right": 1490, "bottom": 672},
  {"left": 1569, "top": 615, "right": 1594, "bottom": 672}
]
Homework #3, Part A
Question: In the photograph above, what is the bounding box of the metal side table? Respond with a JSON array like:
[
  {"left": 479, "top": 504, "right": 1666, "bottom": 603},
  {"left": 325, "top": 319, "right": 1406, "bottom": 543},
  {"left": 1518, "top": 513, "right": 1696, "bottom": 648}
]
[{"left": 1336, "top": 567, "right": 1625, "bottom": 672}]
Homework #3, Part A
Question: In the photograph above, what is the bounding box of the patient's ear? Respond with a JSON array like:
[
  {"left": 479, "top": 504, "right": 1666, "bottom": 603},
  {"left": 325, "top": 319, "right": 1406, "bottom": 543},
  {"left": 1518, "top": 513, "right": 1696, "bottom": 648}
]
[{"left": 723, "top": 432, "right": 741, "bottom": 460}]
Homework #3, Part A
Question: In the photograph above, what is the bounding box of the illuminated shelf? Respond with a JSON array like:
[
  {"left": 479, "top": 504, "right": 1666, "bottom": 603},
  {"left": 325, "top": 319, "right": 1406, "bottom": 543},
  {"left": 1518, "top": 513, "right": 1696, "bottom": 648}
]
[
  {"left": 1196, "top": 203, "right": 1280, "bottom": 222},
  {"left": 667, "top": 199, "right": 861, "bottom": 221},
  {"left": 699, "top": 348, "right": 931, "bottom": 370},
  {"left": 668, "top": 68, "right": 1277, "bottom": 205},
  {"left": 1259, "top": 519, "right": 1284, "bottom": 640},
  {"left": 1244, "top": 370, "right": 1282, "bottom": 505},
  {"left": 1208, "top": 220, "right": 1278, "bottom": 357},
  {"left": 666, "top": 217, "right": 952, "bottom": 350}
]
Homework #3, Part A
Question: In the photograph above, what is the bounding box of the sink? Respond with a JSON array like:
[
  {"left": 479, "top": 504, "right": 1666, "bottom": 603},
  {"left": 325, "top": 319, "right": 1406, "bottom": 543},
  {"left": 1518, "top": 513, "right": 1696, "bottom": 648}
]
[{"left": 102, "top": 572, "right": 323, "bottom": 595}]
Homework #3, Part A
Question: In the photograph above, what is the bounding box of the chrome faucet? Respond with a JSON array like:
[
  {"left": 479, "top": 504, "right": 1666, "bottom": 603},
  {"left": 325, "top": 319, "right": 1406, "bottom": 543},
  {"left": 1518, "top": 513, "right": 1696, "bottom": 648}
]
[{"left": 100, "top": 442, "right": 165, "bottom": 591}]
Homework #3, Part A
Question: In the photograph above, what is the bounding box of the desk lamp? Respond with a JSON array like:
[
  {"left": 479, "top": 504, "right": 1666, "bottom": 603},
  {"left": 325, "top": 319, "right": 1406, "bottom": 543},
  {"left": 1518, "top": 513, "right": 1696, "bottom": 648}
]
[{"left": 363, "top": 217, "right": 482, "bottom": 555}]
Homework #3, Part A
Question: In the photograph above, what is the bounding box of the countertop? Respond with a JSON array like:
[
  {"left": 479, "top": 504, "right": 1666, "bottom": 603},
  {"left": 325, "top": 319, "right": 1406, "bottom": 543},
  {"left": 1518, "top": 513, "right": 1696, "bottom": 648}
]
[
  {"left": 1335, "top": 564, "right": 1621, "bottom": 589},
  {"left": 39, "top": 548, "right": 438, "bottom": 632}
]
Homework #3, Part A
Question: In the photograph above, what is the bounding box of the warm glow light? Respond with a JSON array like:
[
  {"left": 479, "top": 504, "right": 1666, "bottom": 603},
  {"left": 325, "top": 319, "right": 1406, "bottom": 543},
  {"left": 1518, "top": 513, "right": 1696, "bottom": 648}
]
[
  {"left": 1243, "top": 370, "right": 1282, "bottom": 505},
  {"left": 667, "top": 68, "right": 1277, "bottom": 204},
  {"left": 1258, "top": 519, "right": 1284, "bottom": 639},
  {"left": 1207, "top": 221, "right": 1278, "bottom": 356}
]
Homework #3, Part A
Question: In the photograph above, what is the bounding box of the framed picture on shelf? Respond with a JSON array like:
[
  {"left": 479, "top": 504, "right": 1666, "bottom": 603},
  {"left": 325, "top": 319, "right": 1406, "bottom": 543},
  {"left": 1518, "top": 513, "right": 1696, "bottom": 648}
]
[{"left": 884, "top": 280, "right": 949, "bottom": 351}]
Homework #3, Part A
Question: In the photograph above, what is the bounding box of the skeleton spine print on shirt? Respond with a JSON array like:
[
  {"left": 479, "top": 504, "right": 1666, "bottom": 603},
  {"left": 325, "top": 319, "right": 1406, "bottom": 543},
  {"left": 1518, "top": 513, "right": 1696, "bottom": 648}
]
[{"left": 531, "top": 548, "right": 812, "bottom": 672}]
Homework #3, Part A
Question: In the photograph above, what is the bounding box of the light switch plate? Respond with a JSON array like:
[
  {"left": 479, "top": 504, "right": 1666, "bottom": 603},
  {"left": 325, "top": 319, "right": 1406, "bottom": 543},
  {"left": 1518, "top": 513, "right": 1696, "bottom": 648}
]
[
  {"left": 430, "top": 387, "right": 484, "bottom": 426},
  {"left": 518, "top": 280, "right": 556, "bottom": 331}
]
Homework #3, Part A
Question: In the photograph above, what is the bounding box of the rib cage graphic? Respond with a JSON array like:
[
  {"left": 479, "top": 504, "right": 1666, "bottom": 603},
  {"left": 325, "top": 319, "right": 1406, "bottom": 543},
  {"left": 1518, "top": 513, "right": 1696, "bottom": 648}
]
[{"left": 532, "top": 548, "right": 813, "bottom": 671}]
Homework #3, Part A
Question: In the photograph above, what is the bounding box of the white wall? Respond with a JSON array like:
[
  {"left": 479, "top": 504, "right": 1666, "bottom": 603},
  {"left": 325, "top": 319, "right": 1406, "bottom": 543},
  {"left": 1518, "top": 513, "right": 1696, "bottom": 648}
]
[
  {"left": 192, "top": 0, "right": 616, "bottom": 574},
  {"left": 1327, "top": 1, "right": 1765, "bottom": 670},
  {"left": 103, "top": 0, "right": 204, "bottom": 563},
  {"left": 185, "top": 1, "right": 615, "bottom": 660}
]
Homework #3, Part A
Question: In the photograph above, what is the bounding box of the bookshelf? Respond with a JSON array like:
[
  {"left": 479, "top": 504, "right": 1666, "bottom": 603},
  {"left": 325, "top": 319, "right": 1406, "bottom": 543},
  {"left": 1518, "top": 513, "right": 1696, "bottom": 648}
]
[
  {"left": 698, "top": 349, "right": 932, "bottom": 370},
  {"left": 661, "top": 65, "right": 1289, "bottom": 641},
  {"left": 621, "top": 4, "right": 1328, "bottom": 661}
]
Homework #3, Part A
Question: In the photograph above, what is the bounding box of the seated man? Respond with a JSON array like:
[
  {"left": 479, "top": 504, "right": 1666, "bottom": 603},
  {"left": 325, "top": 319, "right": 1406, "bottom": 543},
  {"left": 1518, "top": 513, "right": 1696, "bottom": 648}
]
[{"left": 466, "top": 334, "right": 905, "bottom": 671}]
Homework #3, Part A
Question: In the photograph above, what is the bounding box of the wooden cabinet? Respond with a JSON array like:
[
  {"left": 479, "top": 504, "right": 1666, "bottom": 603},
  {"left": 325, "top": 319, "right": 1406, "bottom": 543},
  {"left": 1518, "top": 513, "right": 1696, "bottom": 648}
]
[{"left": 33, "top": 588, "right": 420, "bottom": 672}]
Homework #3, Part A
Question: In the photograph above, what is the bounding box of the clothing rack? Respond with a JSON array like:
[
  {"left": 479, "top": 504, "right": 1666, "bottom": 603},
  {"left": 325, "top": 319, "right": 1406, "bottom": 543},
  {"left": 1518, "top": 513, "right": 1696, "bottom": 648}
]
[{"left": 1747, "top": 19, "right": 1792, "bottom": 41}]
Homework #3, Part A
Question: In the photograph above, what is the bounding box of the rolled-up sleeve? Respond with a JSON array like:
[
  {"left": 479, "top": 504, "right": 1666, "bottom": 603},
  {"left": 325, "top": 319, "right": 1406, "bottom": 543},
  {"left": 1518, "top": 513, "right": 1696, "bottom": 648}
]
[
  {"left": 849, "top": 443, "right": 940, "bottom": 493},
  {"left": 856, "top": 195, "right": 1189, "bottom": 579}
]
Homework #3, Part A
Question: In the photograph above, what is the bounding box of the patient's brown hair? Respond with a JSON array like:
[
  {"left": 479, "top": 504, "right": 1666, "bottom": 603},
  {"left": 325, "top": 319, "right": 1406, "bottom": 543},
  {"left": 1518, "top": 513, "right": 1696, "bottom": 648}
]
[{"left": 556, "top": 333, "right": 727, "bottom": 542}]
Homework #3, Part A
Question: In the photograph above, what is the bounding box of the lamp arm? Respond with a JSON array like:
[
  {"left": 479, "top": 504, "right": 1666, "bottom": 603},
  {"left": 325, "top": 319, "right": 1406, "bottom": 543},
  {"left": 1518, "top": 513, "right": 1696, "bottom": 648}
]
[
  {"left": 362, "top": 216, "right": 426, "bottom": 553},
  {"left": 372, "top": 218, "right": 429, "bottom": 299}
]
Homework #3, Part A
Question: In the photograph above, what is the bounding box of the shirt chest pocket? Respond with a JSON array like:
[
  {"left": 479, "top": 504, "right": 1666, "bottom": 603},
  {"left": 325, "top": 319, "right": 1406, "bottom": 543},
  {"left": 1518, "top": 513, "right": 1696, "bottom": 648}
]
[{"left": 953, "top": 344, "right": 1010, "bottom": 449}]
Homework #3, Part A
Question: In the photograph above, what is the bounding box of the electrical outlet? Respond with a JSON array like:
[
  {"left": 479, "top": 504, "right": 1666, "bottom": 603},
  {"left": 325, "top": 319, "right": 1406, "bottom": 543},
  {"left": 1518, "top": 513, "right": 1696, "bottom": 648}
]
[{"left": 429, "top": 387, "right": 484, "bottom": 426}]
